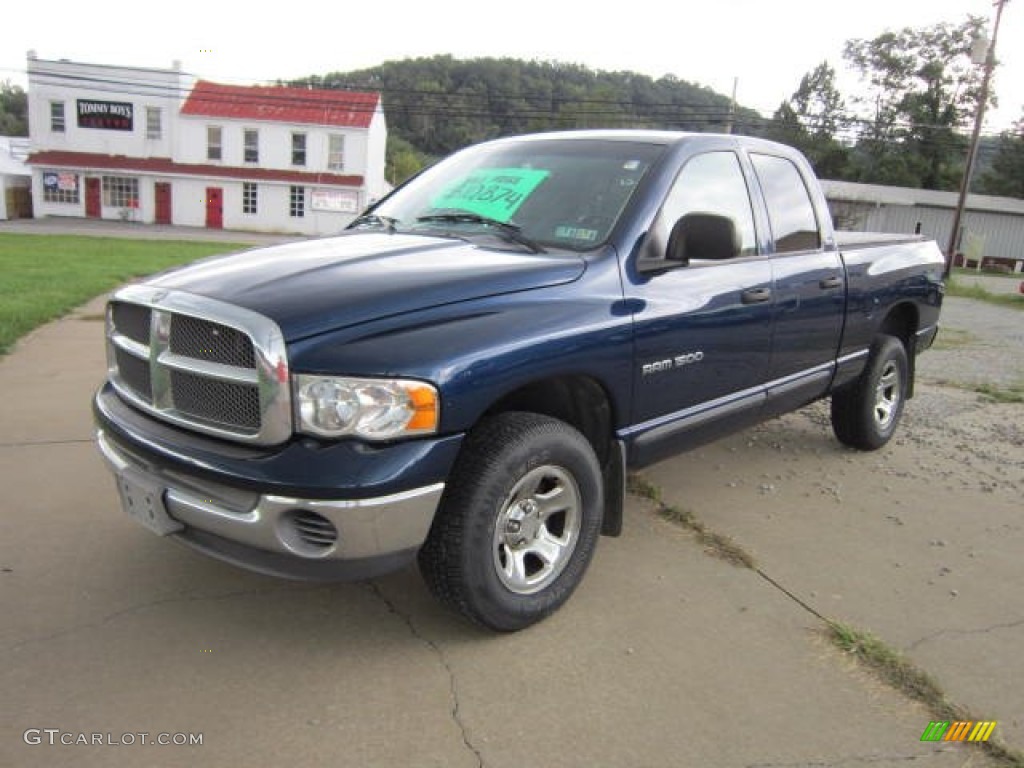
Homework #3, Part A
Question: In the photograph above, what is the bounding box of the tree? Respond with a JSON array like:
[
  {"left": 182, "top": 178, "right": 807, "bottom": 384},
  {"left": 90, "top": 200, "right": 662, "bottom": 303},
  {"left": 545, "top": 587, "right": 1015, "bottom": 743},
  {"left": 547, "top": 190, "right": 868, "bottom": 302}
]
[
  {"left": 0, "top": 80, "right": 28, "bottom": 136},
  {"left": 977, "top": 110, "right": 1024, "bottom": 198},
  {"left": 767, "top": 62, "right": 850, "bottom": 178},
  {"left": 843, "top": 17, "right": 987, "bottom": 189},
  {"left": 386, "top": 135, "right": 431, "bottom": 186},
  {"left": 293, "top": 56, "right": 760, "bottom": 158}
]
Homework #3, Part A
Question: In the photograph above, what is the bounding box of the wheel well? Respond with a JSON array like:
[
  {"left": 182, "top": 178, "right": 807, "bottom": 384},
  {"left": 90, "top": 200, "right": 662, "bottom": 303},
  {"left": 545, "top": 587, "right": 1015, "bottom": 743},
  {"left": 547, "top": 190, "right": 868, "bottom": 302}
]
[
  {"left": 485, "top": 376, "right": 614, "bottom": 465},
  {"left": 879, "top": 303, "right": 918, "bottom": 349},
  {"left": 483, "top": 376, "right": 624, "bottom": 537},
  {"left": 879, "top": 302, "right": 919, "bottom": 397}
]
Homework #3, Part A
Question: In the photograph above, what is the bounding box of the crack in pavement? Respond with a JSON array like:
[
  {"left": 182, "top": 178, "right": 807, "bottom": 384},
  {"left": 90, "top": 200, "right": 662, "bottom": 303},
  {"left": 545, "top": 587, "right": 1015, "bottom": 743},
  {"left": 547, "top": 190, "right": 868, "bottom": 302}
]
[
  {"left": 0, "top": 438, "right": 95, "bottom": 447},
  {"left": 746, "top": 747, "right": 958, "bottom": 766},
  {"left": 366, "top": 581, "right": 484, "bottom": 768},
  {"left": 906, "top": 617, "right": 1024, "bottom": 652},
  {"left": 2, "top": 584, "right": 321, "bottom": 655}
]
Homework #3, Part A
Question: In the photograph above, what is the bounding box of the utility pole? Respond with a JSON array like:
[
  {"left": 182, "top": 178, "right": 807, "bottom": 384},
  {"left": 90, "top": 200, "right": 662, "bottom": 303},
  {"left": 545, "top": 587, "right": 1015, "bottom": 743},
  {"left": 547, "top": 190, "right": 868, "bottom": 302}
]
[
  {"left": 724, "top": 78, "right": 738, "bottom": 134},
  {"left": 945, "top": 0, "right": 1010, "bottom": 277}
]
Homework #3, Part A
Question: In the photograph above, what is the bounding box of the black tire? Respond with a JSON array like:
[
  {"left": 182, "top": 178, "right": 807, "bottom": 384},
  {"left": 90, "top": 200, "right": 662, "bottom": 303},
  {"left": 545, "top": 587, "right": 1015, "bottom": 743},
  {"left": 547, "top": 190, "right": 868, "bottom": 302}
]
[
  {"left": 831, "top": 334, "right": 909, "bottom": 450},
  {"left": 418, "top": 412, "right": 604, "bottom": 631}
]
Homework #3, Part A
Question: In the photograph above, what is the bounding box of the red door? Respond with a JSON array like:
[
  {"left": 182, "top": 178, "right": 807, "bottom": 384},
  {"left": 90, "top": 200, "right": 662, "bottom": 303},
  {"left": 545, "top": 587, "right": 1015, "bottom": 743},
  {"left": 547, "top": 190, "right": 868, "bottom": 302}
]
[
  {"left": 85, "top": 178, "right": 101, "bottom": 218},
  {"left": 155, "top": 183, "right": 172, "bottom": 224},
  {"left": 205, "top": 187, "right": 223, "bottom": 229}
]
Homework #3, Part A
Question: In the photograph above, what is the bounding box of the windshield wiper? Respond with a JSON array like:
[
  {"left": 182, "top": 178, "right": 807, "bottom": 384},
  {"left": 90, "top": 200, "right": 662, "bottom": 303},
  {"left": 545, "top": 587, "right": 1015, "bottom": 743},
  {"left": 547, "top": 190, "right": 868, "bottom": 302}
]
[
  {"left": 415, "top": 213, "right": 544, "bottom": 253},
  {"left": 348, "top": 213, "right": 399, "bottom": 233}
]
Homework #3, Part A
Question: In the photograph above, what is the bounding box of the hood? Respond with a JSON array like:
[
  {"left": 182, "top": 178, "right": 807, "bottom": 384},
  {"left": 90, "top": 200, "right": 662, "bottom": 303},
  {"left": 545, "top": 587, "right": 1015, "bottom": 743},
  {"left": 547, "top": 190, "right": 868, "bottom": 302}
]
[{"left": 148, "top": 232, "right": 586, "bottom": 340}]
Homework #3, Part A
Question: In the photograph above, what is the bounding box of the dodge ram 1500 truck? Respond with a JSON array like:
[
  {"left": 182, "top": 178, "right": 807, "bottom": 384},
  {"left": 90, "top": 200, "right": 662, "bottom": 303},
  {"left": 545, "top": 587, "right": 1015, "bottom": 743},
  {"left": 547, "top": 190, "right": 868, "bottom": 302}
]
[{"left": 94, "top": 131, "right": 945, "bottom": 631}]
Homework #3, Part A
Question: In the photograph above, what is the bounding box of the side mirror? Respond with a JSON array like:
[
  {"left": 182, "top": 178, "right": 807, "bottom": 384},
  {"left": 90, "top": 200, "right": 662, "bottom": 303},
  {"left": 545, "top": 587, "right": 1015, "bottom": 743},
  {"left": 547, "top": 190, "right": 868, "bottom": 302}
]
[{"left": 666, "top": 212, "right": 740, "bottom": 265}]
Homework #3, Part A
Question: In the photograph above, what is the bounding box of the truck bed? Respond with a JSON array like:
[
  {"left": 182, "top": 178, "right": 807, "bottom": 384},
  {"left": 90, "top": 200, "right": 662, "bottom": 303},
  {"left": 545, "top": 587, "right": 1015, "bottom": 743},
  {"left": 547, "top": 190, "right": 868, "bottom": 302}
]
[{"left": 835, "top": 230, "right": 926, "bottom": 250}]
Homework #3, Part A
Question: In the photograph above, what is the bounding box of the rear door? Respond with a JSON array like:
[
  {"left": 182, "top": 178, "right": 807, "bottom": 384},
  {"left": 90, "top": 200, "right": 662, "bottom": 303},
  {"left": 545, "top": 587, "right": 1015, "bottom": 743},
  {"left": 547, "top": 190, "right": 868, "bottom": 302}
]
[
  {"left": 625, "top": 149, "right": 773, "bottom": 463},
  {"left": 749, "top": 153, "right": 844, "bottom": 411}
]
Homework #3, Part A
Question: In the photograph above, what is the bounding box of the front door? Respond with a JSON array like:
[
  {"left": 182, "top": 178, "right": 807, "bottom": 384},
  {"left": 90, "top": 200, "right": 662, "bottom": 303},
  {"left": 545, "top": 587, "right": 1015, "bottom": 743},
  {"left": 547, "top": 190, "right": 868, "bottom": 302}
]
[
  {"left": 625, "top": 150, "right": 773, "bottom": 465},
  {"left": 155, "top": 182, "right": 172, "bottom": 224},
  {"left": 205, "top": 187, "right": 223, "bottom": 229},
  {"left": 85, "top": 178, "right": 101, "bottom": 218}
]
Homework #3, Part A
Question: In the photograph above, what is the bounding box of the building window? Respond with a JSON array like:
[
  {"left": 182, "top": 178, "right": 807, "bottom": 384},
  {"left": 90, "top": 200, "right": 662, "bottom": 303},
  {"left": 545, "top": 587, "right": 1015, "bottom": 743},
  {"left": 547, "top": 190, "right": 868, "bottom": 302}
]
[
  {"left": 102, "top": 176, "right": 140, "bottom": 208},
  {"left": 243, "top": 182, "right": 258, "bottom": 215},
  {"left": 146, "top": 107, "right": 162, "bottom": 139},
  {"left": 244, "top": 129, "right": 259, "bottom": 163},
  {"left": 291, "top": 133, "right": 306, "bottom": 166},
  {"left": 289, "top": 185, "right": 305, "bottom": 217},
  {"left": 327, "top": 134, "right": 345, "bottom": 170},
  {"left": 207, "top": 126, "right": 222, "bottom": 161},
  {"left": 50, "top": 102, "right": 65, "bottom": 133},
  {"left": 42, "top": 171, "right": 79, "bottom": 203}
]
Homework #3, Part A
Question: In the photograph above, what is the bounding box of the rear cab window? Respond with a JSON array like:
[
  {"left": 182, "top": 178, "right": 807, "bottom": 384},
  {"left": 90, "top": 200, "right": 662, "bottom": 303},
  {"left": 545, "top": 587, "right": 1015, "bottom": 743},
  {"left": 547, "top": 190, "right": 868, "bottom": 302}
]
[{"left": 749, "top": 153, "right": 821, "bottom": 253}]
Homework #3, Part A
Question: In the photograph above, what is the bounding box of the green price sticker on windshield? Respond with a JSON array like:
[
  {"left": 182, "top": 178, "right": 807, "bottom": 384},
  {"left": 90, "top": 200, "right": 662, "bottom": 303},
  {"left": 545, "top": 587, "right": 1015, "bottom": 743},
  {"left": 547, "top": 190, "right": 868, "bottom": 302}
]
[{"left": 431, "top": 168, "right": 550, "bottom": 223}]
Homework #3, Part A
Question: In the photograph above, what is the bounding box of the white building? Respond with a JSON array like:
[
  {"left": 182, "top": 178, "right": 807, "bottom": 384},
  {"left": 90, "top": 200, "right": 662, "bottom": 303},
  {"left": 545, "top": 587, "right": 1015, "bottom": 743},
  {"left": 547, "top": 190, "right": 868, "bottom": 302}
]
[
  {"left": 0, "top": 136, "right": 32, "bottom": 220},
  {"left": 25, "top": 54, "right": 387, "bottom": 235}
]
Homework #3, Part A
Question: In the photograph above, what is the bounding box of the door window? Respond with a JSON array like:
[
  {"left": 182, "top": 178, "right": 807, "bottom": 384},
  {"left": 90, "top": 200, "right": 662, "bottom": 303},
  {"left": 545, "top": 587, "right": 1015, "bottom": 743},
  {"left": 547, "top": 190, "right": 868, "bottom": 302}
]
[
  {"left": 750, "top": 154, "right": 821, "bottom": 253},
  {"left": 659, "top": 152, "right": 757, "bottom": 257}
]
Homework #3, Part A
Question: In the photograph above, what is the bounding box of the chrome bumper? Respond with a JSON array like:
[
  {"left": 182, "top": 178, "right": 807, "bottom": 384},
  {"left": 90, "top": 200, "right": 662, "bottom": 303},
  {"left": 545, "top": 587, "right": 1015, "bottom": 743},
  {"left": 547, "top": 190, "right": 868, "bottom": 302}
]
[{"left": 97, "top": 429, "right": 444, "bottom": 579}]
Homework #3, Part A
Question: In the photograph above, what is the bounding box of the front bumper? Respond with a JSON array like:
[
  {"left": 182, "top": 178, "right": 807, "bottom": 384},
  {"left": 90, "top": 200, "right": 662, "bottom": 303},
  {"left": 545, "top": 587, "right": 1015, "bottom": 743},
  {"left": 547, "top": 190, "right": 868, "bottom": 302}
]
[{"left": 94, "top": 384, "right": 463, "bottom": 581}]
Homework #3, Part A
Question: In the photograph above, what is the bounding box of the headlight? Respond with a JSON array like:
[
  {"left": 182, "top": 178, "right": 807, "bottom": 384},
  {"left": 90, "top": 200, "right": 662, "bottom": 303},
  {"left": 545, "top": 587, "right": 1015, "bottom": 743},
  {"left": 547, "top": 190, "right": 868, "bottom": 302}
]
[{"left": 295, "top": 375, "right": 439, "bottom": 440}]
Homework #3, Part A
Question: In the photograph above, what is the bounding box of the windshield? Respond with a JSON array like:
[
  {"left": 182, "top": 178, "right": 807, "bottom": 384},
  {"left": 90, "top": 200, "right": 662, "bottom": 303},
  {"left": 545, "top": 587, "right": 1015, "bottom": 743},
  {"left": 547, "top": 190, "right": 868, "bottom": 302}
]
[{"left": 358, "top": 138, "right": 665, "bottom": 251}]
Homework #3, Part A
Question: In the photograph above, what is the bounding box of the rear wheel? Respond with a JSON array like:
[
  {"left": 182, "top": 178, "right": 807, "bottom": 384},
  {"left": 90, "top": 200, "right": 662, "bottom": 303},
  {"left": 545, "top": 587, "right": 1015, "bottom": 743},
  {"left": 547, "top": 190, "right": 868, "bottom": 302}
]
[
  {"left": 418, "top": 412, "right": 603, "bottom": 631},
  {"left": 831, "top": 334, "right": 908, "bottom": 450}
]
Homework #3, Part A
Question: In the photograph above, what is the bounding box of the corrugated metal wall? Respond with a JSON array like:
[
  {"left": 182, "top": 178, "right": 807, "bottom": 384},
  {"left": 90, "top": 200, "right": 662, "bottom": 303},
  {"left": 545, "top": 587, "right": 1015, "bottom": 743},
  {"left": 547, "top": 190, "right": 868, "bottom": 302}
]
[{"left": 827, "top": 200, "right": 1024, "bottom": 265}]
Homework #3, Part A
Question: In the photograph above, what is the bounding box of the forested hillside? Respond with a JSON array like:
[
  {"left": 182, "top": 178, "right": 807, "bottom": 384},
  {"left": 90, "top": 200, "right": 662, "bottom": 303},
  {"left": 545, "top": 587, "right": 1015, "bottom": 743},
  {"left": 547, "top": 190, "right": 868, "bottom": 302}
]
[
  {"left": 290, "top": 56, "right": 761, "bottom": 178},
  {"left": 290, "top": 44, "right": 1023, "bottom": 196}
]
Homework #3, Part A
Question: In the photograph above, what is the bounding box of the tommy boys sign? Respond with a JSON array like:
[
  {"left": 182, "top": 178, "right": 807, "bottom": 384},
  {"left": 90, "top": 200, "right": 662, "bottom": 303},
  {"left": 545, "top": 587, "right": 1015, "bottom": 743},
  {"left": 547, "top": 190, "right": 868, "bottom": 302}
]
[{"left": 77, "top": 100, "right": 133, "bottom": 131}]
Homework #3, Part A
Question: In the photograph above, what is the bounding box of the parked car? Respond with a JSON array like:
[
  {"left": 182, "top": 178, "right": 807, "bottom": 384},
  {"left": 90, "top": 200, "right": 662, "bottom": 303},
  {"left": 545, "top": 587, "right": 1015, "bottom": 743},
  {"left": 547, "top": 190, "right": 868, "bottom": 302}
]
[{"left": 94, "top": 131, "right": 945, "bottom": 630}]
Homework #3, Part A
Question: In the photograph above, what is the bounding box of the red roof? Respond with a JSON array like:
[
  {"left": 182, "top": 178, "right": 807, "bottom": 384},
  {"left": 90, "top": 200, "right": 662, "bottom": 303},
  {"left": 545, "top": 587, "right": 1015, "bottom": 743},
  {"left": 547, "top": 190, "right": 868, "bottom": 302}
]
[
  {"left": 181, "top": 80, "right": 379, "bottom": 129},
  {"left": 27, "top": 151, "right": 364, "bottom": 187}
]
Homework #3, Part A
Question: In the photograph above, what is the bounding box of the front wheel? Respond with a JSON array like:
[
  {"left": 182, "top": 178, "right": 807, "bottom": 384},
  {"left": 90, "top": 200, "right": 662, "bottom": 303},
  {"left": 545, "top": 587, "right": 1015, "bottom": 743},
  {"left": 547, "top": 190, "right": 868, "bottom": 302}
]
[
  {"left": 418, "top": 413, "right": 604, "bottom": 631},
  {"left": 831, "top": 334, "right": 909, "bottom": 450}
]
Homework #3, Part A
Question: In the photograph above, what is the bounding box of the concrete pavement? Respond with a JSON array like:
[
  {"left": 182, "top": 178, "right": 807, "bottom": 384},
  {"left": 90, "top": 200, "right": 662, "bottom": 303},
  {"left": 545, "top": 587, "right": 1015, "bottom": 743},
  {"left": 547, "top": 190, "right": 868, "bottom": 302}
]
[
  {"left": 1, "top": 296, "right": 1018, "bottom": 767},
  {"left": 0, "top": 216, "right": 307, "bottom": 245}
]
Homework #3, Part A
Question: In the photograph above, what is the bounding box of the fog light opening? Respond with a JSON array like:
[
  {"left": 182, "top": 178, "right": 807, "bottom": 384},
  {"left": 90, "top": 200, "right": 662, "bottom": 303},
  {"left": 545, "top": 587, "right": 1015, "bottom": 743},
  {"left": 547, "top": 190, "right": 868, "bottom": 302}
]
[{"left": 277, "top": 509, "right": 339, "bottom": 557}]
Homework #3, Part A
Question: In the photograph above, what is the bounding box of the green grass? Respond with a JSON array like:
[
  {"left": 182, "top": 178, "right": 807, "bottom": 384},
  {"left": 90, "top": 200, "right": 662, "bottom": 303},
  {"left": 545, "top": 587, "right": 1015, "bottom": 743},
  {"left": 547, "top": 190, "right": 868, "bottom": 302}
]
[
  {"left": 827, "top": 622, "right": 1024, "bottom": 767},
  {"left": 0, "top": 234, "right": 250, "bottom": 355},
  {"left": 627, "top": 473, "right": 756, "bottom": 569},
  {"left": 946, "top": 278, "right": 1024, "bottom": 309},
  {"left": 952, "top": 267, "right": 1022, "bottom": 280},
  {"left": 829, "top": 622, "right": 951, "bottom": 708},
  {"left": 931, "top": 328, "right": 977, "bottom": 350},
  {"left": 973, "top": 383, "right": 1024, "bottom": 404}
]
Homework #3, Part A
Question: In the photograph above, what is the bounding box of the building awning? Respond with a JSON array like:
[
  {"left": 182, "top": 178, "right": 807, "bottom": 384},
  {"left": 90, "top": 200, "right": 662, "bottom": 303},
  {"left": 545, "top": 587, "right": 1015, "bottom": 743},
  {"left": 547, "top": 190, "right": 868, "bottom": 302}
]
[{"left": 26, "top": 150, "right": 365, "bottom": 187}]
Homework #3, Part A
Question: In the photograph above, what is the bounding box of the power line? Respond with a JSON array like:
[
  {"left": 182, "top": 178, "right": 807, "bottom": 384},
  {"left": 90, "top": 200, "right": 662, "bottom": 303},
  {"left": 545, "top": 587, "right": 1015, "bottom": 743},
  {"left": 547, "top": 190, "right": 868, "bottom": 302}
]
[{"left": 8, "top": 64, "right": 1013, "bottom": 147}]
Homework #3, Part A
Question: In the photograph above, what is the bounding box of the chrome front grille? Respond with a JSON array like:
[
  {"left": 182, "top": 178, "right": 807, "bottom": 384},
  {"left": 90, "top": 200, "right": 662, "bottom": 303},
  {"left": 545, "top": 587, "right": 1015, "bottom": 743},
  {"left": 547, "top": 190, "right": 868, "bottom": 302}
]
[
  {"left": 114, "top": 345, "right": 152, "bottom": 400},
  {"left": 169, "top": 369, "right": 261, "bottom": 430},
  {"left": 105, "top": 285, "right": 291, "bottom": 446},
  {"left": 169, "top": 314, "right": 256, "bottom": 368},
  {"left": 111, "top": 302, "right": 151, "bottom": 345}
]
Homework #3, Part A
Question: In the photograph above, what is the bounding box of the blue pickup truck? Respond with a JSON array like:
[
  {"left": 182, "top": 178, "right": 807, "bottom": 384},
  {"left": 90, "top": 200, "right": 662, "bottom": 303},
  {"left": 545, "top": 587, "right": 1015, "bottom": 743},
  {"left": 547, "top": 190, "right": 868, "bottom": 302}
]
[{"left": 94, "top": 131, "right": 945, "bottom": 630}]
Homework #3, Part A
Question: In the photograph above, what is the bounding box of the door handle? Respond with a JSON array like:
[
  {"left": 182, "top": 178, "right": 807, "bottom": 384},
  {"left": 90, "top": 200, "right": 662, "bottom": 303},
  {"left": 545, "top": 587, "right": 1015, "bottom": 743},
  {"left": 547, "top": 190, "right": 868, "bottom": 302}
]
[
  {"left": 819, "top": 276, "right": 843, "bottom": 290},
  {"left": 741, "top": 287, "right": 772, "bottom": 304}
]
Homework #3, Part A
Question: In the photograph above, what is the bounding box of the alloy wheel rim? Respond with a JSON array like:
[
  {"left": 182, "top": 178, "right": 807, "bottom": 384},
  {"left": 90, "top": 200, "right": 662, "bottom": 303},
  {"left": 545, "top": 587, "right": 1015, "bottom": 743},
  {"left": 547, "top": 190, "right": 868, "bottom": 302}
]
[
  {"left": 492, "top": 464, "right": 582, "bottom": 595},
  {"left": 873, "top": 360, "right": 901, "bottom": 429}
]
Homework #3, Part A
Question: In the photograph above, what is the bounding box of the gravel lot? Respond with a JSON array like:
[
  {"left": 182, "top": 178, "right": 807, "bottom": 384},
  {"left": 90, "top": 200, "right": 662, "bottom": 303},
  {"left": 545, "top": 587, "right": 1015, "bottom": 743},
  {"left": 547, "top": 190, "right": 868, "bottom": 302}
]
[{"left": 919, "top": 296, "right": 1024, "bottom": 390}]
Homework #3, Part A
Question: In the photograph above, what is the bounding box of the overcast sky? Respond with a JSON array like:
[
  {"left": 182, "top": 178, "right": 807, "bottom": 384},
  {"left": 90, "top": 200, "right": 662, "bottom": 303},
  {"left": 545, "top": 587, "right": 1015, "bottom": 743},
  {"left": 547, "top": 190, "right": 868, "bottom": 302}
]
[{"left": 4, "top": 0, "right": 1022, "bottom": 133}]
